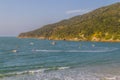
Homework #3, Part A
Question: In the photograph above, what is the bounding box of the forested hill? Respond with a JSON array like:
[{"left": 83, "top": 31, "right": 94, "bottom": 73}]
[{"left": 18, "top": 2, "right": 120, "bottom": 42}]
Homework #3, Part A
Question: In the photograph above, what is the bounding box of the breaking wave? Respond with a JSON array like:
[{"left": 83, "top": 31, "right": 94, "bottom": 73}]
[
  {"left": 32, "top": 47, "right": 118, "bottom": 53},
  {"left": 1, "top": 67, "right": 120, "bottom": 80},
  {"left": 0, "top": 66, "right": 70, "bottom": 78}
]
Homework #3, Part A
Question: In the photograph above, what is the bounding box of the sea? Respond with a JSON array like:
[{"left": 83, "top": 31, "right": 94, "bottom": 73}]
[{"left": 0, "top": 37, "right": 120, "bottom": 80}]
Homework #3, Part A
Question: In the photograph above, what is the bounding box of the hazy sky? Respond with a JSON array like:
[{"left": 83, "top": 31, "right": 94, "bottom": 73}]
[{"left": 0, "top": 0, "right": 119, "bottom": 36}]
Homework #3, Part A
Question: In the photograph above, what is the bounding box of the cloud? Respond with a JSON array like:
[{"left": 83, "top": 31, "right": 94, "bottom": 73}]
[{"left": 66, "top": 9, "right": 90, "bottom": 15}]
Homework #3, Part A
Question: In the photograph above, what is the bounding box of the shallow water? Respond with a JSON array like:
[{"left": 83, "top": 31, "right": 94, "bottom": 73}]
[{"left": 0, "top": 37, "right": 120, "bottom": 80}]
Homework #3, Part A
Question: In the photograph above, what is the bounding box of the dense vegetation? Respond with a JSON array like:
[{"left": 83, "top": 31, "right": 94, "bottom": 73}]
[{"left": 18, "top": 2, "right": 120, "bottom": 42}]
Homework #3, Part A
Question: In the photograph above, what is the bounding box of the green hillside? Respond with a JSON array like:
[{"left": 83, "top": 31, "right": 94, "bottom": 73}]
[{"left": 18, "top": 2, "right": 120, "bottom": 42}]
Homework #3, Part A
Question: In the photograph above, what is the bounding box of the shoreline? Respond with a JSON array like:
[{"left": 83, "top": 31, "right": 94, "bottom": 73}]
[
  {"left": 17, "top": 37, "right": 120, "bottom": 43},
  {"left": 1, "top": 66, "right": 120, "bottom": 80}
]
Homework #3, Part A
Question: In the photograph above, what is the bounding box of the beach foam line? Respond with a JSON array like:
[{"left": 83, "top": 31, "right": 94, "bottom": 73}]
[
  {"left": 1, "top": 67, "right": 120, "bottom": 80},
  {"left": 0, "top": 66, "right": 70, "bottom": 77},
  {"left": 103, "top": 76, "right": 117, "bottom": 80}
]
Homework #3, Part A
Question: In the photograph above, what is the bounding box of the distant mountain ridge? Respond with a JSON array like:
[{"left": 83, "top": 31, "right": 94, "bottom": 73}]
[{"left": 18, "top": 2, "right": 120, "bottom": 42}]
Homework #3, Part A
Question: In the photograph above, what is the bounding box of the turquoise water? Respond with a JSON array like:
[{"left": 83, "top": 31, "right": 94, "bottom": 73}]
[{"left": 0, "top": 37, "right": 120, "bottom": 80}]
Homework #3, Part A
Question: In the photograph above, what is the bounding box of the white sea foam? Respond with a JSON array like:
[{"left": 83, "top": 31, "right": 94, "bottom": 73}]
[
  {"left": 2, "top": 66, "right": 70, "bottom": 77},
  {"left": 1, "top": 68, "right": 120, "bottom": 80},
  {"left": 103, "top": 76, "right": 117, "bottom": 80},
  {"left": 57, "top": 67, "right": 70, "bottom": 70},
  {"left": 32, "top": 47, "right": 118, "bottom": 53}
]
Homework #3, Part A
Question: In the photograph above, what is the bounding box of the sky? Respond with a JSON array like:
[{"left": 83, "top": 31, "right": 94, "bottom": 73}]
[{"left": 0, "top": 0, "right": 119, "bottom": 36}]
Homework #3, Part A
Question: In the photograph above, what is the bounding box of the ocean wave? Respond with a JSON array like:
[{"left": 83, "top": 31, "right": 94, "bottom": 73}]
[
  {"left": 32, "top": 48, "right": 118, "bottom": 53},
  {"left": 0, "top": 66, "right": 70, "bottom": 78},
  {"left": 1, "top": 68, "right": 120, "bottom": 80}
]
